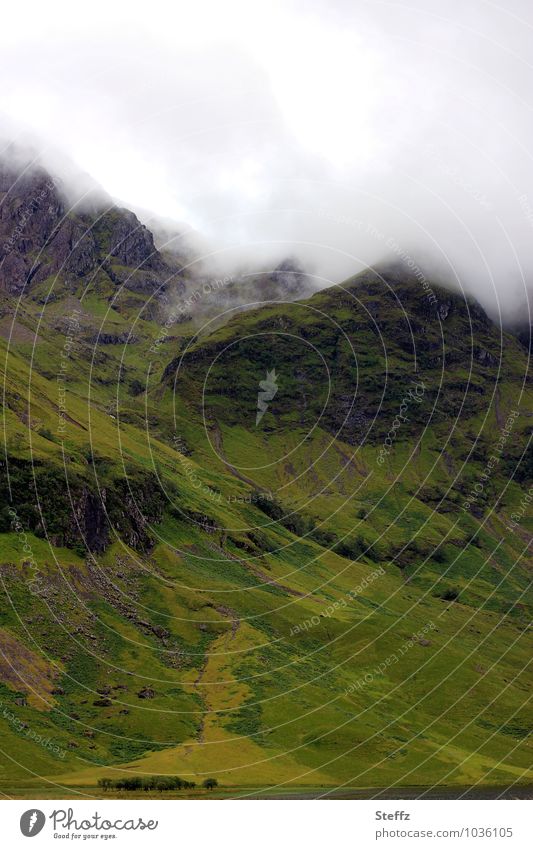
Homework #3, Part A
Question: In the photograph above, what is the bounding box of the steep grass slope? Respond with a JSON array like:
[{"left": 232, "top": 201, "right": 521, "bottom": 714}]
[{"left": 0, "top": 209, "right": 531, "bottom": 796}]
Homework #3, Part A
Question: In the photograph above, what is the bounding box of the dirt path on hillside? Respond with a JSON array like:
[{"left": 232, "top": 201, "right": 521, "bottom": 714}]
[
  {"left": 208, "top": 541, "right": 306, "bottom": 598},
  {"left": 210, "top": 422, "right": 266, "bottom": 490},
  {"left": 188, "top": 606, "right": 242, "bottom": 747}
]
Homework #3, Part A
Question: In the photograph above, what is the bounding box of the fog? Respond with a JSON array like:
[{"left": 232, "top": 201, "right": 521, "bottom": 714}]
[{"left": 1, "top": 0, "right": 533, "bottom": 323}]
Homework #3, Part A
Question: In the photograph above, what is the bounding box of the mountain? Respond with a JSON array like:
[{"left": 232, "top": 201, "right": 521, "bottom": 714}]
[
  {"left": 0, "top": 160, "right": 177, "bottom": 294},
  {"left": 0, "top": 161, "right": 531, "bottom": 798}
]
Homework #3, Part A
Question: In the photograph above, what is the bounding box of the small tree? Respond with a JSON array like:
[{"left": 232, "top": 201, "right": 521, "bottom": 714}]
[
  {"left": 432, "top": 546, "right": 447, "bottom": 564},
  {"left": 98, "top": 778, "right": 113, "bottom": 792},
  {"left": 202, "top": 778, "right": 218, "bottom": 790},
  {"left": 438, "top": 587, "right": 460, "bottom": 602}
]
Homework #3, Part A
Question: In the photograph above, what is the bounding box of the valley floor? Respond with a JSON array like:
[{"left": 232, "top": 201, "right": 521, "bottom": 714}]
[{"left": 1, "top": 783, "right": 533, "bottom": 800}]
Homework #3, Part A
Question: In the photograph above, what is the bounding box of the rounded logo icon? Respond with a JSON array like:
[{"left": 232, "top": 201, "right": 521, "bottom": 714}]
[{"left": 20, "top": 809, "right": 46, "bottom": 837}]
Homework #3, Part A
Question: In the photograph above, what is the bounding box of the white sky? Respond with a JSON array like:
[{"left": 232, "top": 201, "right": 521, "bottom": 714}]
[{"left": 1, "top": 0, "right": 533, "bottom": 318}]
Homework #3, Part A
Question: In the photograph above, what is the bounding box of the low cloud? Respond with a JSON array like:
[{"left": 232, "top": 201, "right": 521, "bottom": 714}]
[{"left": 0, "top": 0, "right": 532, "bottom": 324}]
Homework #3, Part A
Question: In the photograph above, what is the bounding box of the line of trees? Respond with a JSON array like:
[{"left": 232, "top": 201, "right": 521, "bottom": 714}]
[{"left": 98, "top": 776, "right": 218, "bottom": 792}]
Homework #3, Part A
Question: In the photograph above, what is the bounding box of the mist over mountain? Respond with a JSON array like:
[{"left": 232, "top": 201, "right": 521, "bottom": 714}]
[
  {"left": 0, "top": 148, "right": 531, "bottom": 795},
  {"left": 0, "top": 145, "right": 530, "bottom": 346},
  {"left": 1, "top": 0, "right": 533, "bottom": 328},
  {"left": 0, "top": 3, "right": 532, "bottom": 803},
  {"left": 0, "top": 153, "right": 318, "bottom": 338},
  {"left": 0, "top": 103, "right": 532, "bottom": 799}
]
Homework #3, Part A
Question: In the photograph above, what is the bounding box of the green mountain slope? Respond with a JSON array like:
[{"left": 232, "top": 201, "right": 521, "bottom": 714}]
[{"left": 0, "top": 176, "right": 531, "bottom": 796}]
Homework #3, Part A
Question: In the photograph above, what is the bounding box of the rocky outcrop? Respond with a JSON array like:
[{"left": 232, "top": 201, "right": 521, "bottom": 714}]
[
  {"left": 0, "top": 459, "right": 165, "bottom": 554},
  {"left": 72, "top": 487, "right": 110, "bottom": 553},
  {"left": 270, "top": 258, "right": 311, "bottom": 297},
  {"left": 0, "top": 159, "right": 170, "bottom": 295},
  {"left": 95, "top": 208, "right": 162, "bottom": 270},
  {"left": 88, "top": 331, "right": 138, "bottom": 345}
]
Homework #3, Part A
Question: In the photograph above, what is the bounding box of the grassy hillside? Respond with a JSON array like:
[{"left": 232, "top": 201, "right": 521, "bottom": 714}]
[{"left": 0, "top": 252, "right": 531, "bottom": 797}]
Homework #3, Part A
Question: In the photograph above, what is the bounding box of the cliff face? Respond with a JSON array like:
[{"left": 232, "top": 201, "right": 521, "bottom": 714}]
[
  {"left": 0, "top": 459, "right": 165, "bottom": 554},
  {"left": 0, "top": 161, "right": 169, "bottom": 295}
]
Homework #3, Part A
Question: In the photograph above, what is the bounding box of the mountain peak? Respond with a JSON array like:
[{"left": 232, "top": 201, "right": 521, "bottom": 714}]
[{"left": 0, "top": 157, "right": 170, "bottom": 295}]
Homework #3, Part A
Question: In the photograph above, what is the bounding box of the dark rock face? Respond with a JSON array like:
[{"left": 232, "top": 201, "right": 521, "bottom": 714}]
[
  {"left": 105, "top": 472, "right": 166, "bottom": 553},
  {"left": 137, "top": 687, "right": 155, "bottom": 699},
  {"left": 0, "top": 163, "right": 66, "bottom": 293},
  {"left": 0, "top": 162, "right": 105, "bottom": 289},
  {"left": 270, "top": 258, "right": 309, "bottom": 297},
  {"left": 476, "top": 347, "right": 498, "bottom": 366},
  {"left": 0, "top": 458, "right": 165, "bottom": 554},
  {"left": 49, "top": 217, "right": 98, "bottom": 278},
  {"left": 78, "top": 474, "right": 165, "bottom": 554},
  {"left": 64, "top": 472, "right": 166, "bottom": 554},
  {"left": 96, "top": 208, "right": 161, "bottom": 270},
  {"left": 438, "top": 301, "right": 452, "bottom": 321},
  {"left": 0, "top": 159, "right": 168, "bottom": 295},
  {"left": 38, "top": 483, "right": 110, "bottom": 554},
  {"left": 88, "top": 332, "right": 138, "bottom": 345},
  {"left": 74, "top": 487, "right": 109, "bottom": 554}
]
